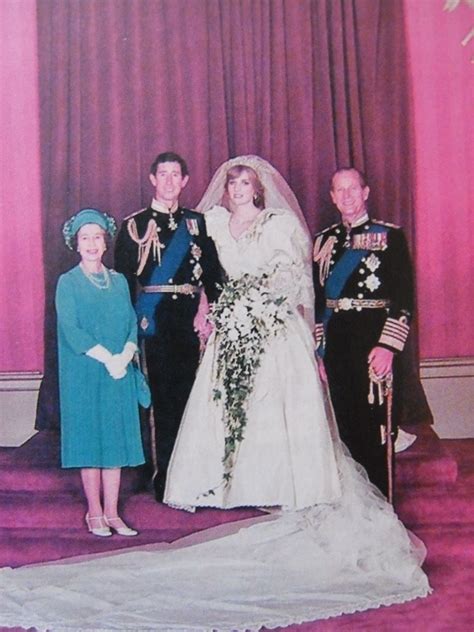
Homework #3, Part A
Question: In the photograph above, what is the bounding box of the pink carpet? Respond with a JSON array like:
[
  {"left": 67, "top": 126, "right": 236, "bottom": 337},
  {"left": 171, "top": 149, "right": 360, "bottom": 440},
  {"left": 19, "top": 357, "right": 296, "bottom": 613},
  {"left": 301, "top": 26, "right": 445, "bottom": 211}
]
[{"left": 1, "top": 428, "right": 473, "bottom": 631}]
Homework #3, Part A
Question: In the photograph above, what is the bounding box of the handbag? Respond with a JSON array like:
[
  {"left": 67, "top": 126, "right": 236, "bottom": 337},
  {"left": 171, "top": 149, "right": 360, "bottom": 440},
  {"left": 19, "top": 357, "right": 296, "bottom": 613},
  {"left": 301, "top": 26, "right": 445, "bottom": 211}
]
[{"left": 132, "top": 363, "right": 151, "bottom": 408}]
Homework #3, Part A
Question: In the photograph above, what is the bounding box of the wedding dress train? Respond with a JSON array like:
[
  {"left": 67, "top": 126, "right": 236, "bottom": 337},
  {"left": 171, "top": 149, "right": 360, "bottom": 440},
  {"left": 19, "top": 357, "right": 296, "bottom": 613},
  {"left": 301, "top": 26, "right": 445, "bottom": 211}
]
[{"left": 0, "top": 437, "right": 430, "bottom": 631}]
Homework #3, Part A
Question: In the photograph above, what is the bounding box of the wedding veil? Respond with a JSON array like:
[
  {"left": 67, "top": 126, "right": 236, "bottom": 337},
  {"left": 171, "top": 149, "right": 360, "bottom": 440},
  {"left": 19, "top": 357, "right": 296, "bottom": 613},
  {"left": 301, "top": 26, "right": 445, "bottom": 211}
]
[
  {"left": 196, "top": 155, "right": 315, "bottom": 327},
  {"left": 196, "top": 155, "right": 310, "bottom": 235}
]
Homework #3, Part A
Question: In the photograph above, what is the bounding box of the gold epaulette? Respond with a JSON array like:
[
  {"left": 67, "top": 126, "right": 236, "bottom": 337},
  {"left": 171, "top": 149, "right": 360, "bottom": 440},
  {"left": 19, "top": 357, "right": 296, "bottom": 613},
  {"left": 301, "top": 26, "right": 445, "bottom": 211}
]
[
  {"left": 314, "top": 222, "right": 340, "bottom": 237},
  {"left": 373, "top": 219, "right": 400, "bottom": 229},
  {"left": 123, "top": 207, "right": 147, "bottom": 221}
]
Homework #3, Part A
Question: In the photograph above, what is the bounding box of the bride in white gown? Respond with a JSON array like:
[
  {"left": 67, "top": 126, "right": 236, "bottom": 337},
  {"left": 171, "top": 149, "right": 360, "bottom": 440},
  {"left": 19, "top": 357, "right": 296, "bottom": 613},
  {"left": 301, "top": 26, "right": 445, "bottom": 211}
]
[
  {"left": 165, "top": 157, "right": 341, "bottom": 510},
  {"left": 0, "top": 156, "right": 430, "bottom": 632}
]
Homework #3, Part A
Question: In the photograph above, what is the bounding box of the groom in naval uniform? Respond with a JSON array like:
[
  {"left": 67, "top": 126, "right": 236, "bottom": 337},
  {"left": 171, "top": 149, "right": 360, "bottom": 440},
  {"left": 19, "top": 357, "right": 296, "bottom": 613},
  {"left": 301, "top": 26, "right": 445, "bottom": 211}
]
[
  {"left": 313, "top": 167, "right": 414, "bottom": 497},
  {"left": 115, "top": 152, "right": 221, "bottom": 501}
]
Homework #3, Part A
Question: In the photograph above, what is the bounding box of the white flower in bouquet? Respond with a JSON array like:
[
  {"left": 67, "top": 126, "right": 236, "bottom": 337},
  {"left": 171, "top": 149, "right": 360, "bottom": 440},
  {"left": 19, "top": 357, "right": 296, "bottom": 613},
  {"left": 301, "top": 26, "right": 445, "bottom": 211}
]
[
  {"left": 204, "top": 273, "right": 291, "bottom": 496},
  {"left": 233, "top": 300, "right": 248, "bottom": 321},
  {"left": 227, "top": 327, "right": 239, "bottom": 341},
  {"left": 251, "top": 299, "right": 268, "bottom": 319},
  {"left": 248, "top": 287, "right": 261, "bottom": 302}
]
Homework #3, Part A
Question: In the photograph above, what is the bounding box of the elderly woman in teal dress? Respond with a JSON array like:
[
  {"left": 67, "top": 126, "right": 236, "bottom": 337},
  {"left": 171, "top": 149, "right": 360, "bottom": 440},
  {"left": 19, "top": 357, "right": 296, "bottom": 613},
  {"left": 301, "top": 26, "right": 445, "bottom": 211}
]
[{"left": 56, "top": 209, "right": 145, "bottom": 537}]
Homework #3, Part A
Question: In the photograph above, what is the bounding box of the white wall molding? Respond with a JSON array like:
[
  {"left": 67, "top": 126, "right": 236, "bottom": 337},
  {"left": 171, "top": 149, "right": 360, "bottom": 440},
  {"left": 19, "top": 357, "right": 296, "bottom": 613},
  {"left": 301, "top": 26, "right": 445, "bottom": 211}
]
[
  {"left": 420, "top": 357, "right": 474, "bottom": 438},
  {"left": 1, "top": 360, "right": 472, "bottom": 446},
  {"left": 0, "top": 372, "right": 42, "bottom": 447}
]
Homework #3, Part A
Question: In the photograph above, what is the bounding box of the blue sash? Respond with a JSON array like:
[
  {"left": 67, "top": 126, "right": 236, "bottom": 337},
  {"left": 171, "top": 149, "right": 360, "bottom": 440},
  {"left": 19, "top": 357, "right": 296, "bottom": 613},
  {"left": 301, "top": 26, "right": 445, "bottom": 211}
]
[
  {"left": 136, "top": 219, "right": 191, "bottom": 337},
  {"left": 318, "top": 224, "right": 385, "bottom": 358}
]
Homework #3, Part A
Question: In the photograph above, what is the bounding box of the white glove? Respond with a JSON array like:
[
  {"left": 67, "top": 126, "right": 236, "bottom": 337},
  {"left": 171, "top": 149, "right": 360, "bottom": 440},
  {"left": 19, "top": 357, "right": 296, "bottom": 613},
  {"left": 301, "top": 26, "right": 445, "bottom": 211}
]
[
  {"left": 86, "top": 344, "right": 126, "bottom": 380},
  {"left": 105, "top": 355, "right": 127, "bottom": 380},
  {"left": 105, "top": 342, "right": 137, "bottom": 379},
  {"left": 118, "top": 341, "right": 137, "bottom": 366},
  {"left": 86, "top": 344, "right": 113, "bottom": 364}
]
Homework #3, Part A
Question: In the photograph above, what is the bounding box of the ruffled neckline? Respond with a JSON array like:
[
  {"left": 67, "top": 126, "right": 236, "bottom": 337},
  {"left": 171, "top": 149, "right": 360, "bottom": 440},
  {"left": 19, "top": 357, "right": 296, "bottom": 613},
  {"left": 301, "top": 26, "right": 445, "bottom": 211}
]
[{"left": 207, "top": 205, "right": 289, "bottom": 244}]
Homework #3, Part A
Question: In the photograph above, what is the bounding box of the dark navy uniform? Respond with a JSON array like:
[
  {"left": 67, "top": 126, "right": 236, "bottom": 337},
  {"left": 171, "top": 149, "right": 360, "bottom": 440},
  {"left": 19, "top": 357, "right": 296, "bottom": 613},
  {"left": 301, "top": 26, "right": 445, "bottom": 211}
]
[
  {"left": 313, "top": 215, "right": 414, "bottom": 496},
  {"left": 115, "top": 202, "right": 221, "bottom": 500}
]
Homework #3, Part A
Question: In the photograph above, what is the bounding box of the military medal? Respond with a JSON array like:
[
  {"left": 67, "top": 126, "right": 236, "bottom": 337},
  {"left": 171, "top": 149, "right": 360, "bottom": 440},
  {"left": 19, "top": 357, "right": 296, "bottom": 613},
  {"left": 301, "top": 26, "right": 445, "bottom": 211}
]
[
  {"left": 364, "top": 273, "right": 381, "bottom": 292},
  {"left": 352, "top": 232, "right": 387, "bottom": 251},
  {"left": 192, "top": 262, "right": 203, "bottom": 280},
  {"left": 191, "top": 243, "right": 202, "bottom": 259},
  {"left": 168, "top": 213, "right": 178, "bottom": 231},
  {"left": 343, "top": 228, "right": 351, "bottom": 249},
  {"left": 365, "top": 253, "right": 381, "bottom": 272},
  {"left": 186, "top": 218, "right": 199, "bottom": 236}
]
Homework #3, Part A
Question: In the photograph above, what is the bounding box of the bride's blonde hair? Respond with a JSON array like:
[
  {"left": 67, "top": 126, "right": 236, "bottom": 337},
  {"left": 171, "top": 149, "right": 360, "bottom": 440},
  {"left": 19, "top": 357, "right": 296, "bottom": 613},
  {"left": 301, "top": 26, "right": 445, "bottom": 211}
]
[{"left": 223, "top": 165, "right": 265, "bottom": 210}]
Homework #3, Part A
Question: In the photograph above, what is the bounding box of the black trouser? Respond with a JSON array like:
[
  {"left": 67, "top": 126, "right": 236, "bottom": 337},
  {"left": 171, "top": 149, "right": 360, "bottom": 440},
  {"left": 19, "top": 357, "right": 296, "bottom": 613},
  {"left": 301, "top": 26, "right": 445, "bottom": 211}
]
[
  {"left": 324, "top": 310, "right": 399, "bottom": 497},
  {"left": 143, "top": 296, "right": 200, "bottom": 499}
]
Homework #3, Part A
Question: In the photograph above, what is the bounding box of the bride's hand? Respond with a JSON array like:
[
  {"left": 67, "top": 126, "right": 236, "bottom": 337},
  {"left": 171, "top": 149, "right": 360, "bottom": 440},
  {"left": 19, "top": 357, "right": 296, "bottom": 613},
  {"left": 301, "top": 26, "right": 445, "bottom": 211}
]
[{"left": 193, "top": 292, "right": 213, "bottom": 350}]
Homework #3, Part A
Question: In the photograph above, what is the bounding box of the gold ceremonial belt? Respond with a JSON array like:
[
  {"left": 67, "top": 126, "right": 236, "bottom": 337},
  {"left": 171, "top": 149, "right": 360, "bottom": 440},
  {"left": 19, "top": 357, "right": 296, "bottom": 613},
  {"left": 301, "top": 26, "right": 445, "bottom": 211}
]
[
  {"left": 327, "top": 298, "right": 390, "bottom": 311},
  {"left": 141, "top": 284, "right": 199, "bottom": 295}
]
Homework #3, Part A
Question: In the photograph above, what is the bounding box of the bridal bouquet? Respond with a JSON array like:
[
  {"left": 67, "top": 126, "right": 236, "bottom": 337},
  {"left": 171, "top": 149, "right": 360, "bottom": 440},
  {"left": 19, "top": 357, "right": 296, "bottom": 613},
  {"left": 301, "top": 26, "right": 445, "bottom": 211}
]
[{"left": 208, "top": 272, "right": 290, "bottom": 489}]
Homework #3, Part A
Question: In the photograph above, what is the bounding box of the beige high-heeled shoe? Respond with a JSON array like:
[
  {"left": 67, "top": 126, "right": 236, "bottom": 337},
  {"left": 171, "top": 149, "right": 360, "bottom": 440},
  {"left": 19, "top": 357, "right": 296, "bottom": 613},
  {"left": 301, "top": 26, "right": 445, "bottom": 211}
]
[
  {"left": 103, "top": 515, "right": 138, "bottom": 536},
  {"left": 85, "top": 513, "right": 112, "bottom": 537}
]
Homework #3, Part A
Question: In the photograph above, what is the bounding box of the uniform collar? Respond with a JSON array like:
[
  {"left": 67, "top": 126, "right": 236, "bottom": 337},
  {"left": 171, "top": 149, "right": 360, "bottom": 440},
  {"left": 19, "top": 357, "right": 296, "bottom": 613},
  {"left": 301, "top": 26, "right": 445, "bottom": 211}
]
[
  {"left": 151, "top": 198, "right": 179, "bottom": 214},
  {"left": 343, "top": 213, "right": 369, "bottom": 230}
]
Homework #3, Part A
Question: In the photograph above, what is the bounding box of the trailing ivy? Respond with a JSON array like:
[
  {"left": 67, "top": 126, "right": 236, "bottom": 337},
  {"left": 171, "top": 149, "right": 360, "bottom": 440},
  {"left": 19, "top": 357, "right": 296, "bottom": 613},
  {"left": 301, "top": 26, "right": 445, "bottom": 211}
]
[{"left": 203, "top": 273, "right": 289, "bottom": 496}]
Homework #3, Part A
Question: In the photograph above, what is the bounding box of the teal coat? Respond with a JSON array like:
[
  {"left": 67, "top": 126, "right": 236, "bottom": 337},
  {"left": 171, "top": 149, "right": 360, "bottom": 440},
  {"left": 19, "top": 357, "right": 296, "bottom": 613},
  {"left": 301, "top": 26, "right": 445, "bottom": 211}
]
[{"left": 55, "top": 265, "right": 145, "bottom": 468}]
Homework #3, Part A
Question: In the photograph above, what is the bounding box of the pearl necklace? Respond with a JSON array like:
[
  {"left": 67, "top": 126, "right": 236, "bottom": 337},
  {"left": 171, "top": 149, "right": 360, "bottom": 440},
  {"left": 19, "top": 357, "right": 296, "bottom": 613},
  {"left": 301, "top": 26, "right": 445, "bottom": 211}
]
[{"left": 80, "top": 263, "right": 111, "bottom": 290}]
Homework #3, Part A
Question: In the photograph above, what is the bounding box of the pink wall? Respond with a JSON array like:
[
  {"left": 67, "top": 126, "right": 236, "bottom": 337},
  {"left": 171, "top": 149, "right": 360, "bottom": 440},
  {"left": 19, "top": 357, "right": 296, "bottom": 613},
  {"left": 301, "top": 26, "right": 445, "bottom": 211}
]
[
  {"left": 404, "top": 0, "right": 474, "bottom": 359},
  {"left": 0, "top": 0, "right": 44, "bottom": 372}
]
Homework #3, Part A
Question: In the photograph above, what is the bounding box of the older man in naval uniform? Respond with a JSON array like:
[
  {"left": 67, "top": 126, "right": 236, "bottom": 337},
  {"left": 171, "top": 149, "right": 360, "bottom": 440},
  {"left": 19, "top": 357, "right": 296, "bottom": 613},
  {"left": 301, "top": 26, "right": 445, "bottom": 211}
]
[
  {"left": 115, "top": 152, "right": 221, "bottom": 501},
  {"left": 313, "top": 167, "right": 414, "bottom": 497}
]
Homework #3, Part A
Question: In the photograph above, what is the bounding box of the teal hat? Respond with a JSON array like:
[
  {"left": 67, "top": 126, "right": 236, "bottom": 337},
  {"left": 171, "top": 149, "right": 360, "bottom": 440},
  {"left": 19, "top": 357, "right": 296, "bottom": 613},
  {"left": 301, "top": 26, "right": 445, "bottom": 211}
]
[{"left": 62, "top": 208, "right": 117, "bottom": 250}]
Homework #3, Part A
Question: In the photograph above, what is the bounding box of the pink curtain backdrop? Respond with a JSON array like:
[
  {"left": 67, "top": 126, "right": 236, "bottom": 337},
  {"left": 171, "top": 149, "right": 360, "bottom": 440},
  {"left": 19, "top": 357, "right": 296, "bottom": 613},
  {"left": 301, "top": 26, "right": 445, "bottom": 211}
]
[
  {"left": 3, "top": 2, "right": 472, "bottom": 372},
  {"left": 0, "top": 0, "right": 432, "bottom": 428},
  {"left": 404, "top": 0, "right": 474, "bottom": 359},
  {"left": 35, "top": 0, "right": 415, "bottom": 236},
  {"left": 0, "top": 0, "right": 44, "bottom": 372}
]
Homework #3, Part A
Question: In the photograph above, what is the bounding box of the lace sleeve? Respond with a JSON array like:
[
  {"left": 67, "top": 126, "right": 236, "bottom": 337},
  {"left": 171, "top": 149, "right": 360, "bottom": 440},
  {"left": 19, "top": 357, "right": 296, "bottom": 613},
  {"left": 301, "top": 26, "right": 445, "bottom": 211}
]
[{"left": 263, "top": 210, "right": 315, "bottom": 328}]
